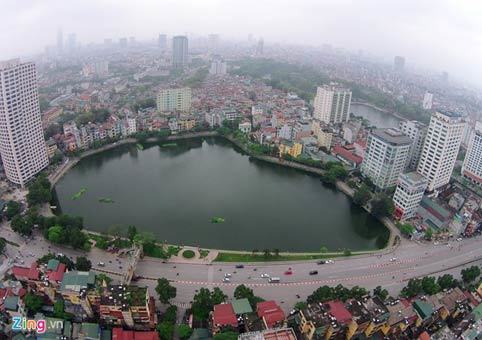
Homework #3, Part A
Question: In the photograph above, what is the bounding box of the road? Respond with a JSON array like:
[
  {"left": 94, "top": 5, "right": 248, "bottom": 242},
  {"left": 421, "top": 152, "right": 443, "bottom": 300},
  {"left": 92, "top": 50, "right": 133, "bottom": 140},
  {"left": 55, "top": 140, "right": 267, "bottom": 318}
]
[{"left": 1, "top": 222, "right": 481, "bottom": 313}]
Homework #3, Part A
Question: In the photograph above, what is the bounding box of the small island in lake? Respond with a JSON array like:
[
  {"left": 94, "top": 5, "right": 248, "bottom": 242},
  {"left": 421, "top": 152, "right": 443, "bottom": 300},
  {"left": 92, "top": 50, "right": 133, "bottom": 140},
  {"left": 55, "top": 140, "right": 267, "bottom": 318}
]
[
  {"left": 99, "top": 198, "right": 115, "bottom": 203},
  {"left": 211, "top": 217, "right": 225, "bottom": 223},
  {"left": 71, "top": 188, "right": 87, "bottom": 200}
]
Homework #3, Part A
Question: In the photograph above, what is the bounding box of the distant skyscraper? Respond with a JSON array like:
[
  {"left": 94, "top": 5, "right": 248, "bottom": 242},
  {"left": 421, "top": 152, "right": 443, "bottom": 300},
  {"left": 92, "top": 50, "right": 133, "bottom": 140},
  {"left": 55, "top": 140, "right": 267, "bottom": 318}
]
[
  {"left": 256, "top": 38, "right": 264, "bottom": 55},
  {"left": 56, "top": 28, "right": 63, "bottom": 52},
  {"left": 417, "top": 111, "right": 465, "bottom": 191},
  {"left": 119, "top": 37, "right": 128, "bottom": 48},
  {"left": 67, "top": 33, "right": 76, "bottom": 52},
  {"left": 0, "top": 60, "right": 49, "bottom": 185},
  {"left": 422, "top": 92, "right": 433, "bottom": 110},
  {"left": 172, "top": 36, "right": 188, "bottom": 68},
  {"left": 209, "top": 56, "right": 227, "bottom": 76},
  {"left": 394, "top": 56, "right": 405, "bottom": 72},
  {"left": 462, "top": 122, "right": 482, "bottom": 186},
  {"left": 361, "top": 129, "right": 412, "bottom": 189},
  {"left": 158, "top": 34, "right": 167, "bottom": 49},
  {"left": 399, "top": 120, "right": 427, "bottom": 171},
  {"left": 313, "top": 83, "right": 352, "bottom": 124}
]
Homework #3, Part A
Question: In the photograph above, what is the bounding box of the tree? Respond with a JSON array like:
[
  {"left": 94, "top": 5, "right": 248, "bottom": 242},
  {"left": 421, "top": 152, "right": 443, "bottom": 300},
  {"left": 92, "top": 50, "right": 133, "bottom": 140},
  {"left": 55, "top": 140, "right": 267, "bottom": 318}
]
[
  {"left": 401, "top": 278, "right": 423, "bottom": 298},
  {"left": 373, "top": 286, "right": 389, "bottom": 301},
  {"left": 177, "top": 325, "right": 193, "bottom": 340},
  {"left": 0, "top": 238, "right": 6, "bottom": 254},
  {"left": 421, "top": 276, "right": 441, "bottom": 295},
  {"left": 424, "top": 228, "right": 433, "bottom": 241},
  {"left": 47, "top": 225, "right": 65, "bottom": 244},
  {"left": 273, "top": 248, "right": 280, "bottom": 257},
  {"left": 437, "top": 274, "right": 457, "bottom": 290},
  {"left": 319, "top": 246, "right": 328, "bottom": 253},
  {"left": 211, "top": 287, "right": 227, "bottom": 305},
  {"left": 353, "top": 184, "right": 372, "bottom": 206},
  {"left": 95, "top": 273, "right": 112, "bottom": 287},
  {"left": 27, "top": 174, "right": 52, "bottom": 206},
  {"left": 162, "top": 305, "right": 178, "bottom": 323},
  {"left": 234, "top": 284, "right": 264, "bottom": 309},
  {"left": 53, "top": 300, "right": 65, "bottom": 318},
  {"left": 127, "top": 225, "right": 137, "bottom": 242},
  {"left": 263, "top": 249, "right": 271, "bottom": 259},
  {"left": 76, "top": 256, "right": 92, "bottom": 271},
  {"left": 398, "top": 223, "right": 415, "bottom": 237},
  {"left": 343, "top": 249, "right": 352, "bottom": 257},
  {"left": 294, "top": 301, "right": 307, "bottom": 310},
  {"left": 24, "top": 293, "right": 43, "bottom": 315},
  {"left": 461, "top": 266, "right": 481, "bottom": 283},
  {"left": 11, "top": 215, "right": 32, "bottom": 236},
  {"left": 155, "top": 278, "right": 177, "bottom": 304},
  {"left": 157, "top": 321, "right": 174, "bottom": 340},
  {"left": 371, "top": 195, "right": 394, "bottom": 218},
  {"left": 213, "top": 331, "right": 239, "bottom": 340},
  {"left": 5, "top": 201, "right": 21, "bottom": 220},
  {"left": 192, "top": 288, "right": 213, "bottom": 320}
]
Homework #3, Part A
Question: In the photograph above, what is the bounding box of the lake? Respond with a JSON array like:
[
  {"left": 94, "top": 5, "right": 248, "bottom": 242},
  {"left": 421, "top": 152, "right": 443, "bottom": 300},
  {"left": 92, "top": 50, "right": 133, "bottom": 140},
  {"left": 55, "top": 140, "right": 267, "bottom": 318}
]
[
  {"left": 351, "top": 103, "right": 401, "bottom": 129},
  {"left": 54, "top": 138, "right": 389, "bottom": 252}
]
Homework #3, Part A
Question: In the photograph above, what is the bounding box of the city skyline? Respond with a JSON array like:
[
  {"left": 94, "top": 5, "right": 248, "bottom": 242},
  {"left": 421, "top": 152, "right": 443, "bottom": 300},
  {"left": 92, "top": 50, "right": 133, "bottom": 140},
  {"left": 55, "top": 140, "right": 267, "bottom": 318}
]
[{"left": 2, "top": 0, "right": 482, "bottom": 87}]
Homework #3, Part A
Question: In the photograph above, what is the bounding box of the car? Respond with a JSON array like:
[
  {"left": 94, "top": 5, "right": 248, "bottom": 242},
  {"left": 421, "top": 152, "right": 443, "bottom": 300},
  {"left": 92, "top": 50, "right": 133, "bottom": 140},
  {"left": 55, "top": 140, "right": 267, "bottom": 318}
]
[
  {"left": 389, "top": 257, "right": 397, "bottom": 262},
  {"left": 325, "top": 260, "right": 334, "bottom": 264},
  {"left": 284, "top": 270, "right": 293, "bottom": 275},
  {"left": 57, "top": 253, "right": 64, "bottom": 257},
  {"left": 235, "top": 264, "right": 244, "bottom": 269},
  {"left": 317, "top": 260, "right": 326, "bottom": 265},
  {"left": 260, "top": 273, "right": 270, "bottom": 278},
  {"left": 98, "top": 262, "right": 105, "bottom": 267},
  {"left": 309, "top": 270, "right": 318, "bottom": 275},
  {"left": 224, "top": 273, "right": 232, "bottom": 278},
  {"left": 223, "top": 277, "right": 230, "bottom": 283},
  {"left": 456, "top": 237, "right": 463, "bottom": 242}
]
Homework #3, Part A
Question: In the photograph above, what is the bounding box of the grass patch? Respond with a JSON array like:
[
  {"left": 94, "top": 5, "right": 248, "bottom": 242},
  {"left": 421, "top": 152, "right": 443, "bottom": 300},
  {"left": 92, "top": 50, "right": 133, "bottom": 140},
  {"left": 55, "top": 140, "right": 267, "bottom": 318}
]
[
  {"left": 167, "top": 245, "right": 181, "bottom": 257},
  {"left": 199, "top": 249, "right": 209, "bottom": 258},
  {"left": 182, "top": 250, "right": 196, "bottom": 259},
  {"left": 214, "top": 252, "right": 348, "bottom": 262},
  {"left": 143, "top": 243, "right": 169, "bottom": 259}
]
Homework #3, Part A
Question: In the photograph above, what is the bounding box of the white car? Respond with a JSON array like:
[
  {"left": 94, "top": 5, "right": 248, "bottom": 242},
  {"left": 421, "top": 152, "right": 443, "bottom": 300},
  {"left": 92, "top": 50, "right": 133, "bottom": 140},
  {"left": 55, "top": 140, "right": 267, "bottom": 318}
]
[
  {"left": 389, "top": 257, "right": 397, "bottom": 262},
  {"left": 456, "top": 238, "right": 463, "bottom": 242},
  {"left": 98, "top": 262, "right": 105, "bottom": 267},
  {"left": 223, "top": 277, "right": 230, "bottom": 283},
  {"left": 260, "top": 273, "right": 270, "bottom": 278},
  {"left": 325, "top": 260, "right": 334, "bottom": 264},
  {"left": 224, "top": 273, "right": 232, "bottom": 278}
]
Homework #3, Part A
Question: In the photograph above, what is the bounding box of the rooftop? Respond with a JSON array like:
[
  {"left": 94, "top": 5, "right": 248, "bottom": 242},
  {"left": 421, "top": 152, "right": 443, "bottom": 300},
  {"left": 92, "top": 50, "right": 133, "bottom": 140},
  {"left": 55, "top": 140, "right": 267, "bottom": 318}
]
[
  {"left": 60, "top": 271, "right": 96, "bottom": 292},
  {"left": 232, "top": 298, "right": 253, "bottom": 315},
  {"left": 257, "top": 301, "right": 285, "bottom": 328},
  {"left": 100, "top": 285, "right": 148, "bottom": 308},
  {"left": 371, "top": 128, "right": 412, "bottom": 146},
  {"left": 213, "top": 303, "right": 238, "bottom": 328}
]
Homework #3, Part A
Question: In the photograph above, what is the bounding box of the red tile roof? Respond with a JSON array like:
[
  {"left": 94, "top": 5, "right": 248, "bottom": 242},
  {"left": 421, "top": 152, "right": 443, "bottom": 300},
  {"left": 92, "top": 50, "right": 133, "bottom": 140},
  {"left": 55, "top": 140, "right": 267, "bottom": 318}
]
[
  {"left": 332, "top": 145, "right": 363, "bottom": 165},
  {"left": 12, "top": 262, "right": 40, "bottom": 281},
  {"left": 418, "top": 331, "right": 430, "bottom": 340},
  {"left": 326, "top": 300, "right": 352, "bottom": 324},
  {"left": 47, "top": 263, "right": 66, "bottom": 282},
  {"left": 112, "top": 328, "right": 159, "bottom": 340},
  {"left": 257, "top": 301, "right": 285, "bottom": 328},
  {"left": 213, "top": 303, "right": 238, "bottom": 328}
]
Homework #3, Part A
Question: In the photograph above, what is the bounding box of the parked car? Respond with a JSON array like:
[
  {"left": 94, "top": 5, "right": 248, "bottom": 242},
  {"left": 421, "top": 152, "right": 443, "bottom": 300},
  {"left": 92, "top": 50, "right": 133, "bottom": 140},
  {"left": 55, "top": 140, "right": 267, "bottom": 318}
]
[
  {"left": 97, "top": 262, "right": 105, "bottom": 267},
  {"left": 284, "top": 270, "right": 293, "bottom": 275},
  {"left": 309, "top": 270, "right": 318, "bottom": 275},
  {"left": 261, "top": 273, "right": 270, "bottom": 278},
  {"left": 223, "top": 277, "right": 230, "bottom": 283},
  {"left": 235, "top": 264, "right": 244, "bottom": 269},
  {"left": 317, "top": 260, "right": 326, "bottom": 265}
]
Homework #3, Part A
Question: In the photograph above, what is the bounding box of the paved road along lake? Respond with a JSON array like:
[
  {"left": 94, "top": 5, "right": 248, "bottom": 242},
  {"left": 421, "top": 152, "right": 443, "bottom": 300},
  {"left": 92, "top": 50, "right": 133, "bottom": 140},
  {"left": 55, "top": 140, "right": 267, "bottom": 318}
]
[{"left": 54, "top": 138, "right": 389, "bottom": 252}]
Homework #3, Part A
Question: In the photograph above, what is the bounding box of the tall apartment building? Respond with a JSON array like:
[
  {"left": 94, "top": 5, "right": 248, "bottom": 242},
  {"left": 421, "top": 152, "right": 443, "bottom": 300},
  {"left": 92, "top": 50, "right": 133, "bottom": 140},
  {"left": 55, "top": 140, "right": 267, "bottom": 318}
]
[
  {"left": 172, "top": 36, "right": 188, "bottom": 68},
  {"left": 417, "top": 111, "right": 465, "bottom": 192},
  {"left": 158, "top": 34, "right": 167, "bottom": 49},
  {"left": 0, "top": 60, "right": 49, "bottom": 186},
  {"left": 156, "top": 87, "right": 191, "bottom": 113},
  {"left": 209, "top": 58, "right": 227, "bottom": 76},
  {"left": 399, "top": 120, "right": 427, "bottom": 170},
  {"left": 393, "top": 172, "right": 428, "bottom": 221},
  {"left": 462, "top": 122, "right": 482, "bottom": 185},
  {"left": 394, "top": 56, "right": 405, "bottom": 72},
  {"left": 313, "top": 84, "right": 352, "bottom": 124},
  {"left": 361, "top": 129, "right": 412, "bottom": 189},
  {"left": 422, "top": 92, "right": 433, "bottom": 110}
]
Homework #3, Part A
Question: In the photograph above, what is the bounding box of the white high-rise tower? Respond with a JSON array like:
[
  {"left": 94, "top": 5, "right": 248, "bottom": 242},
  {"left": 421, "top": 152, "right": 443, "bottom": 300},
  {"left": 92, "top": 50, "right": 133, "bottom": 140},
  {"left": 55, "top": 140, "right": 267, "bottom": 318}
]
[
  {"left": 313, "top": 84, "right": 352, "bottom": 124},
  {"left": 417, "top": 111, "right": 465, "bottom": 192},
  {"left": 0, "top": 59, "right": 49, "bottom": 185},
  {"left": 462, "top": 122, "right": 482, "bottom": 186}
]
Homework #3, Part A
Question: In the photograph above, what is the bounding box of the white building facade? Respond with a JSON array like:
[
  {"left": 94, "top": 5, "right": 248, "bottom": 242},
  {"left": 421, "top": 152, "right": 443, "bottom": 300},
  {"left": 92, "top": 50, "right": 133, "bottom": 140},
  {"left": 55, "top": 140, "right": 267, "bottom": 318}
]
[
  {"left": 156, "top": 87, "right": 191, "bottom": 113},
  {"left": 399, "top": 120, "right": 427, "bottom": 171},
  {"left": 462, "top": 122, "right": 482, "bottom": 186},
  {"left": 422, "top": 92, "right": 433, "bottom": 110},
  {"left": 0, "top": 60, "right": 49, "bottom": 185},
  {"left": 393, "top": 172, "right": 428, "bottom": 221},
  {"left": 417, "top": 111, "right": 465, "bottom": 192},
  {"left": 361, "top": 129, "right": 412, "bottom": 189},
  {"left": 313, "top": 84, "right": 352, "bottom": 124}
]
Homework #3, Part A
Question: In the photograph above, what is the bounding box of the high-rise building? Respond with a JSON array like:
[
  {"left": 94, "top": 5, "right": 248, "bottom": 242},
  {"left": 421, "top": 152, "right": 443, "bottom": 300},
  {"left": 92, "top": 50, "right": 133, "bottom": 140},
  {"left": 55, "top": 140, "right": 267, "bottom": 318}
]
[
  {"left": 119, "top": 37, "right": 128, "bottom": 48},
  {"left": 462, "top": 122, "right": 482, "bottom": 186},
  {"left": 313, "top": 83, "right": 352, "bottom": 124},
  {"left": 399, "top": 120, "right": 427, "bottom": 171},
  {"left": 156, "top": 88, "right": 191, "bottom": 113},
  {"left": 361, "top": 128, "right": 412, "bottom": 189},
  {"left": 56, "top": 28, "right": 63, "bottom": 52},
  {"left": 0, "top": 60, "right": 49, "bottom": 185},
  {"left": 393, "top": 172, "right": 428, "bottom": 221},
  {"left": 255, "top": 38, "right": 264, "bottom": 55},
  {"left": 422, "top": 92, "right": 433, "bottom": 110},
  {"left": 158, "top": 34, "right": 167, "bottom": 49},
  {"left": 172, "top": 36, "right": 188, "bottom": 68},
  {"left": 209, "top": 57, "right": 227, "bottom": 76},
  {"left": 67, "top": 33, "right": 77, "bottom": 52},
  {"left": 417, "top": 111, "right": 465, "bottom": 192},
  {"left": 394, "top": 56, "right": 405, "bottom": 72}
]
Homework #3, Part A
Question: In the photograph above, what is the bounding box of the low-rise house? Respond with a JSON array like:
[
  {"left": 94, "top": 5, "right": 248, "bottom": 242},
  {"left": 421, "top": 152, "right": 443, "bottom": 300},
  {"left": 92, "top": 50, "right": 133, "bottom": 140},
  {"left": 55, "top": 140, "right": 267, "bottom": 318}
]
[
  {"left": 239, "top": 121, "right": 252, "bottom": 134},
  {"left": 45, "top": 259, "right": 67, "bottom": 287},
  {"left": 360, "top": 296, "right": 390, "bottom": 337},
  {"left": 78, "top": 322, "right": 101, "bottom": 340},
  {"left": 332, "top": 145, "right": 363, "bottom": 169},
  {"left": 256, "top": 301, "right": 285, "bottom": 330},
  {"left": 278, "top": 140, "right": 302, "bottom": 158},
  {"left": 11, "top": 262, "right": 40, "bottom": 283},
  {"left": 60, "top": 271, "right": 96, "bottom": 318},
  {"left": 385, "top": 299, "right": 418, "bottom": 337},
  {"left": 212, "top": 303, "right": 238, "bottom": 334}
]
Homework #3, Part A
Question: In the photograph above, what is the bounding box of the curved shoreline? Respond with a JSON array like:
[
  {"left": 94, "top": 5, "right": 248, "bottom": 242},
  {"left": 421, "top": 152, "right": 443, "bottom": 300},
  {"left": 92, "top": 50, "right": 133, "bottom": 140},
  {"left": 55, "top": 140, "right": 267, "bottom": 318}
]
[
  {"left": 49, "top": 130, "right": 397, "bottom": 256},
  {"left": 351, "top": 101, "right": 406, "bottom": 122}
]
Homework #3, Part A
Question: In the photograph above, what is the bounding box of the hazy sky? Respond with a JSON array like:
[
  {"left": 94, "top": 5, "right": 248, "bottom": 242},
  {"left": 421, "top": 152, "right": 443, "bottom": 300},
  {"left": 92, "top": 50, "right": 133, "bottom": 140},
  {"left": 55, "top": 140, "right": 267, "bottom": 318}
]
[{"left": 2, "top": 0, "right": 482, "bottom": 86}]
